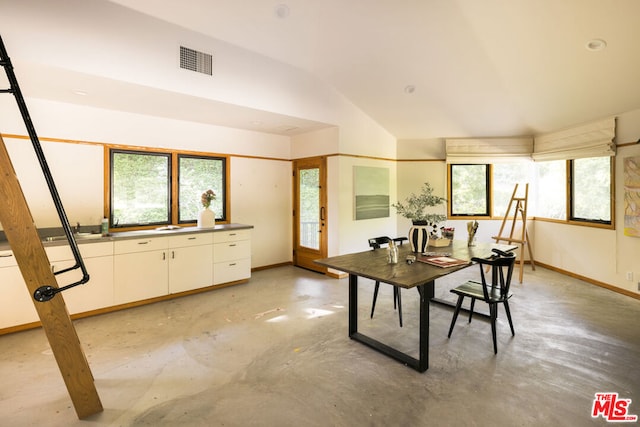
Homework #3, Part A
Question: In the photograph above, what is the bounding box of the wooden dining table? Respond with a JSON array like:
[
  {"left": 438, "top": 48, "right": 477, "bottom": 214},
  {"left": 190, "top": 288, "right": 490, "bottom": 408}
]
[{"left": 314, "top": 240, "right": 517, "bottom": 372}]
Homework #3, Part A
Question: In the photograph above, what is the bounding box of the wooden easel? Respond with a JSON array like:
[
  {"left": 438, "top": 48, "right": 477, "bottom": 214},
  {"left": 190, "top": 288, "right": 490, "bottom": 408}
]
[{"left": 492, "top": 183, "right": 535, "bottom": 283}]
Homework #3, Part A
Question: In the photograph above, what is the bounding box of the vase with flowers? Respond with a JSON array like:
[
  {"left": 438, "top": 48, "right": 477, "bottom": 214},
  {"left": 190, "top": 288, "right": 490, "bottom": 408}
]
[
  {"left": 197, "top": 189, "right": 216, "bottom": 228},
  {"left": 392, "top": 182, "right": 447, "bottom": 253}
]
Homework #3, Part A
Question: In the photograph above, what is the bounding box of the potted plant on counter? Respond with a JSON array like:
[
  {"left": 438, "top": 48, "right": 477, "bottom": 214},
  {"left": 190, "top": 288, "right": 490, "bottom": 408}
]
[{"left": 392, "top": 182, "right": 447, "bottom": 253}]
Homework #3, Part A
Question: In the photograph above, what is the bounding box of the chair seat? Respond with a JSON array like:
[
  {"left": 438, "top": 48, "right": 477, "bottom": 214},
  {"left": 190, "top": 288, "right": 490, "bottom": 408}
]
[
  {"left": 451, "top": 280, "right": 512, "bottom": 303},
  {"left": 447, "top": 249, "right": 516, "bottom": 354}
]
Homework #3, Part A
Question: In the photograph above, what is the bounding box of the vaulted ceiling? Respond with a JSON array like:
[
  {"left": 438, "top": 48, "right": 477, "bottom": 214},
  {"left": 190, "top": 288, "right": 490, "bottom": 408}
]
[
  {"left": 108, "top": 0, "right": 640, "bottom": 140},
  {"left": 4, "top": 1, "right": 640, "bottom": 140}
]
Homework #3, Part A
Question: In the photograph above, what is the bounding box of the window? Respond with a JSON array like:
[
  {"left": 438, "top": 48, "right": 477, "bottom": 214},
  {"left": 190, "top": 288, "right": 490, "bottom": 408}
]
[
  {"left": 111, "top": 150, "right": 171, "bottom": 227},
  {"left": 528, "top": 157, "right": 613, "bottom": 225},
  {"left": 178, "top": 155, "right": 226, "bottom": 223},
  {"left": 493, "top": 162, "right": 534, "bottom": 217},
  {"left": 109, "top": 149, "right": 228, "bottom": 228},
  {"left": 534, "top": 160, "right": 566, "bottom": 220},
  {"left": 571, "top": 157, "right": 612, "bottom": 223},
  {"left": 449, "top": 164, "right": 490, "bottom": 216}
]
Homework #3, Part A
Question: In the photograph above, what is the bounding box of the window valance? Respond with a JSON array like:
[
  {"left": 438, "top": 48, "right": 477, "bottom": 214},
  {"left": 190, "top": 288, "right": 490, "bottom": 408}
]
[
  {"left": 532, "top": 117, "right": 616, "bottom": 161},
  {"left": 445, "top": 137, "right": 533, "bottom": 164}
]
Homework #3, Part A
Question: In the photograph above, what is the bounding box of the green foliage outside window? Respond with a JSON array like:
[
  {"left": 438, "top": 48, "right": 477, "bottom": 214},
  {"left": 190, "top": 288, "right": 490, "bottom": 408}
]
[
  {"left": 179, "top": 155, "right": 225, "bottom": 222},
  {"left": 111, "top": 151, "right": 170, "bottom": 226},
  {"left": 450, "top": 164, "right": 489, "bottom": 216}
]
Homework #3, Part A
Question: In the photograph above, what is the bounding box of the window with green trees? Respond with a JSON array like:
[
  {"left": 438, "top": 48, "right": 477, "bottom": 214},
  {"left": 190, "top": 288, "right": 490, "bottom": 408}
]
[
  {"left": 178, "top": 154, "right": 226, "bottom": 223},
  {"left": 450, "top": 164, "right": 490, "bottom": 216},
  {"left": 571, "top": 157, "right": 611, "bottom": 223},
  {"left": 110, "top": 149, "right": 227, "bottom": 228},
  {"left": 448, "top": 157, "right": 613, "bottom": 226}
]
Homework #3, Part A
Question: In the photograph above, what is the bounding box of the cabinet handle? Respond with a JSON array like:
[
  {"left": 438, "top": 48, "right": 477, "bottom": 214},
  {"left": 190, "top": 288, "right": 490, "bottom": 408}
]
[
  {"left": 162, "top": 252, "right": 166, "bottom": 260},
  {"left": 138, "top": 241, "right": 149, "bottom": 245},
  {"left": 188, "top": 237, "right": 196, "bottom": 240},
  {"left": 229, "top": 244, "right": 237, "bottom": 247},
  {"left": 229, "top": 233, "right": 236, "bottom": 236},
  {"left": 172, "top": 251, "right": 175, "bottom": 259},
  {"left": 0, "top": 253, "right": 13, "bottom": 258},
  {"left": 229, "top": 263, "right": 236, "bottom": 266}
]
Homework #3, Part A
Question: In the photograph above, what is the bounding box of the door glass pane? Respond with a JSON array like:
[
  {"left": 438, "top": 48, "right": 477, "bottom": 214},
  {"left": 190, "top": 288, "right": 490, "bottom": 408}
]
[{"left": 299, "top": 168, "right": 319, "bottom": 249}]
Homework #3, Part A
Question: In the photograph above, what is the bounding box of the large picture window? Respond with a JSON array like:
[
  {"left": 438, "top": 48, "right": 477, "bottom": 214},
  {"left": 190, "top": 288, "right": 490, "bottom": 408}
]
[{"left": 109, "top": 148, "right": 228, "bottom": 228}]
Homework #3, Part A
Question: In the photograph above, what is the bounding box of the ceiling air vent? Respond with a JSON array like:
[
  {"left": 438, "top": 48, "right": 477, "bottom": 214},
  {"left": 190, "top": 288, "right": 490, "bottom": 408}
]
[{"left": 180, "top": 46, "right": 213, "bottom": 76}]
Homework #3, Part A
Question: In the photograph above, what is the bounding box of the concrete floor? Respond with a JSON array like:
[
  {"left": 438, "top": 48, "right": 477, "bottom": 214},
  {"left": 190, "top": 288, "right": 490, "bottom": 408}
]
[{"left": 0, "top": 265, "right": 638, "bottom": 426}]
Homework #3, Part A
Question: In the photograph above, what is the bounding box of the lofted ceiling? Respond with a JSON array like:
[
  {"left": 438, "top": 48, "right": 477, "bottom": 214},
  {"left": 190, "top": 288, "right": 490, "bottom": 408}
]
[
  {"left": 4, "top": 1, "right": 640, "bottom": 140},
  {"left": 107, "top": 0, "right": 640, "bottom": 139}
]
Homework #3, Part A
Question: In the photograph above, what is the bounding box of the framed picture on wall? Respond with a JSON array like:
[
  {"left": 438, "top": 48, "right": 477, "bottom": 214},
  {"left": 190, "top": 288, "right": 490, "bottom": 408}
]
[
  {"left": 354, "top": 166, "right": 389, "bottom": 220},
  {"left": 624, "top": 156, "right": 640, "bottom": 237}
]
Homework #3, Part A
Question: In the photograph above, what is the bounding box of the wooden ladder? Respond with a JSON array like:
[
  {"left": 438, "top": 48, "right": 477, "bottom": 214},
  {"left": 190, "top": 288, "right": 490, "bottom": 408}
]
[
  {"left": 491, "top": 183, "right": 535, "bottom": 283},
  {"left": 1, "top": 36, "right": 102, "bottom": 419}
]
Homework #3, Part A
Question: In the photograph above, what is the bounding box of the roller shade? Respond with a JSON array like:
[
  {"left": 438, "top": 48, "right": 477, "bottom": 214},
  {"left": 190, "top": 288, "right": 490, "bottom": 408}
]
[
  {"left": 445, "top": 137, "right": 533, "bottom": 163},
  {"left": 533, "top": 117, "right": 616, "bottom": 161}
]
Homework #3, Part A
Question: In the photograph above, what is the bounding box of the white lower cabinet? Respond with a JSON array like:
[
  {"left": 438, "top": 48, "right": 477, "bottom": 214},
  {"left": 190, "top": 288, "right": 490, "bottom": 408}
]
[
  {"left": 168, "top": 234, "right": 213, "bottom": 293},
  {"left": 0, "top": 251, "right": 38, "bottom": 329},
  {"left": 0, "top": 226, "right": 251, "bottom": 330},
  {"left": 114, "top": 237, "right": 169, "bottom": 304},
  {"left": 213, "top": 230, "right": 251, "bottom": 285},
  {"left": 48, "top": 241, "right": 114, "bottom": 314}
]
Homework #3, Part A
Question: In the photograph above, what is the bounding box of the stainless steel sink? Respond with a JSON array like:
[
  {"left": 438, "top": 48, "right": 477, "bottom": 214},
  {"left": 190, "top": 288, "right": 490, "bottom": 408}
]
[{"left": 45, "top": 233, "right": 103, "bottom": 242}]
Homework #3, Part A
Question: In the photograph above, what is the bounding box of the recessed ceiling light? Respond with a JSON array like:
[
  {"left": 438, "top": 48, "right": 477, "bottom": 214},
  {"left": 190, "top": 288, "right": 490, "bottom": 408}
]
[
  {"left": 586, "top": 39, "right": 607, "bottom": 51},
  {"left": 404, "top": 85, "right": 416, "bottom": 94},
  {"left": 275, "top": 4, "right": 290, "bottom": 19},
  {"left": 72, "top": 90, "right": 88, "bottom": 96}
]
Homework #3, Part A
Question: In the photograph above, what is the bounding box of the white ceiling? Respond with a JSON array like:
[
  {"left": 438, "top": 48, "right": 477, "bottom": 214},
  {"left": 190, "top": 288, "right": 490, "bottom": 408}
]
[{"left": 5, "top": 0, "right": 640, "bottom": 140}]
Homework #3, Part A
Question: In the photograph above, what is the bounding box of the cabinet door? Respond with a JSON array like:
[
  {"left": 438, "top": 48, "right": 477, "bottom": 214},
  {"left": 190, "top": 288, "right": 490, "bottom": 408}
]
[
  {"left": 57, "top": 256, "right": 114, "bottom": 314},
  {"left": 0, "top": 266, "right": 39, "bottom": 329},
  {"left": 48, "top": 242, "right": 114, "bottom": 314},
  {"left": 168, "top": 245, "right": 213, "bottom": 293},
  {"left": 114, "top": 250, "right": 168, "bottom": 304}
]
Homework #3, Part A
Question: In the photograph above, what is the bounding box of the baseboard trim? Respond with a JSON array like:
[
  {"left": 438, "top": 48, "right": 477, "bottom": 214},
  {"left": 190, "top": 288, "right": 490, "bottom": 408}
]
[{"left": 535, "top": 261, "right": 639, "bottom": 300}]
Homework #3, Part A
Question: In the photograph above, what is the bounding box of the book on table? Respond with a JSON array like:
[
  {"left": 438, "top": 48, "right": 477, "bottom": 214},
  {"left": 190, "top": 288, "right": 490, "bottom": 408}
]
[{"left": 417, "top": 255, "right": 470, "bottom": 268}]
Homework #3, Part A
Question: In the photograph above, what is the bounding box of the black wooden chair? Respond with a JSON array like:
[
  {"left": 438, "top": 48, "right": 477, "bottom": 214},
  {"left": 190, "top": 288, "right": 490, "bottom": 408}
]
[
  {"left": 368, "top": 236, "right": 407, "bottom": 327},
  {"left": 447, "top": 248, "right": 516, "bottom": 354}
]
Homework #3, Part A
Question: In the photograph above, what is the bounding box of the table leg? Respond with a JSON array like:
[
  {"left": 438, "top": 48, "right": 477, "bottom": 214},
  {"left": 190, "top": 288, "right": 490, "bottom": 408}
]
[
  {"left": 348, "top": 273, "right": 358, "bottom": 336},
  {"left": 347, "top": 273, "right": 432, "bottom": 373}
]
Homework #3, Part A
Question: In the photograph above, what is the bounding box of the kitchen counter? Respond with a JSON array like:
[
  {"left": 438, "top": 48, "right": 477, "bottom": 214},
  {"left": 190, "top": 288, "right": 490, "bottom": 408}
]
[{"left": 0, "top": 223, "right": 253, "bottom": 252}]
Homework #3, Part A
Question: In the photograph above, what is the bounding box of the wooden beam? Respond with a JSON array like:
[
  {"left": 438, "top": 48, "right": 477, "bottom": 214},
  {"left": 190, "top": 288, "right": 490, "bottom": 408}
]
[{"left": 0, "top": 134, "right": 102, "bottom": 419}]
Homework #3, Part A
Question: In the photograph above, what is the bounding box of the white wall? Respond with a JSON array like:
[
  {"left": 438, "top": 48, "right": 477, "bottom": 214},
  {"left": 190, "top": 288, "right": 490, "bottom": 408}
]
[
  {"left": 0, "top": 99, "right": 294, "bottom": 268},
  {"left": 396, "top": 112, "right": 640, "bottom": 296}
]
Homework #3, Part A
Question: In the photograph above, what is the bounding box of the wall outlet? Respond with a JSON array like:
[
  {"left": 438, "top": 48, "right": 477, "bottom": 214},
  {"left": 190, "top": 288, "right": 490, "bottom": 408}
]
[{"left": 626, "top": 271, "right": 634, "bottom": 281}]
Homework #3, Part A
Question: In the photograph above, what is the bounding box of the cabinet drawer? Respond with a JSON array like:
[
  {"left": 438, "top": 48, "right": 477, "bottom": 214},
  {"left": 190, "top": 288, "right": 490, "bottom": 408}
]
[
  {"left": 46, "top": 241, "right": 114, "bottom": 261},
  {"left": 0, "top": 251, "right": 16, "bottom": 268},
  {"left": 169, "top": 233, "right": 213, "bottom": 248},
  {"left": 214, "top": 240, "right": 250, "bottom": 262},
  {"left": 214, "top": 258, "right": 251, "bottom": 285},
  {"left": 115, "top": 237, "right": 168, "bottom": 255},
  {"left": 213, "top": 229, "right": 250, "bottom": 244}
]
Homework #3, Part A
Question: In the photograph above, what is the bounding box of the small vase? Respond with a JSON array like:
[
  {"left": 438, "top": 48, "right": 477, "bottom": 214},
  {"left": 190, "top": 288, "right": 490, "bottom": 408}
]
[
  {"left": 197, "top": 207, "right": 215, "bottom": 228},
  {"left": 408, "top": 222, "right": 430, "bottom": 253}
]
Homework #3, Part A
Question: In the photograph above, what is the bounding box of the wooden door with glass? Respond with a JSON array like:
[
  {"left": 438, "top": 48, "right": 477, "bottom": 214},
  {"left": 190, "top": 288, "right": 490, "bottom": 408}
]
[{"left": 293, "top": 156, "right": 327, "bottom": 273}]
